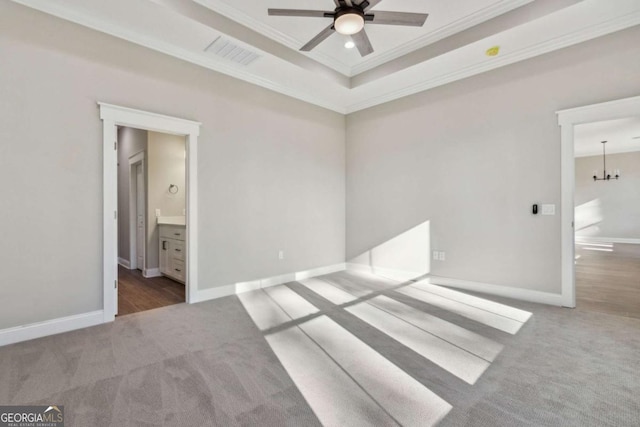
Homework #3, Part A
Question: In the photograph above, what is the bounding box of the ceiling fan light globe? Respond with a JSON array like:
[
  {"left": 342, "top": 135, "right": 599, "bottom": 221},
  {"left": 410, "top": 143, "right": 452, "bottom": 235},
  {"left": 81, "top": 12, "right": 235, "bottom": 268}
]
[{"left": 335, "top": 13, "right": 365, "bottom": 35}]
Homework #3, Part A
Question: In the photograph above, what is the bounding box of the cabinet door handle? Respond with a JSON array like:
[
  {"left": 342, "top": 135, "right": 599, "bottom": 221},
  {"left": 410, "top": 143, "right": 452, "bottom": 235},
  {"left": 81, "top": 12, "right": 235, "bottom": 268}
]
[
  {"left": 162, "top": 241, "right": 167, "bottom": 250},
  {"left": 175, "top": 268, "right": 182, "bottom": 272},
  {"left": 174, "top": 233, "right": 181, "bottom": 236},
  {"left": 175, "top": 249, "right": 182, "bottom": 252}
]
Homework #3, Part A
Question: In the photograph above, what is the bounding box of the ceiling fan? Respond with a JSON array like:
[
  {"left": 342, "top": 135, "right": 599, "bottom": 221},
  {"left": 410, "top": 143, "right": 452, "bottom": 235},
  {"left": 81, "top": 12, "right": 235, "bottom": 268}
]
[{"left": 268, "top": 0, "right": 428, "bottom": 57}]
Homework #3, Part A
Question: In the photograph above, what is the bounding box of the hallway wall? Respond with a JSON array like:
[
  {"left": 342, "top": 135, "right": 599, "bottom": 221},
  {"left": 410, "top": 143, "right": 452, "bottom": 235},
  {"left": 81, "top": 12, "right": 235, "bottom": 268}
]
[
  {"left": 117, "top": 127, "right": 148, "bottom": 264},
  {"left": 146, "top": 131, "right": 186, "bottom": 270},
  {"left": 575, "top": 151, "right": 640, "bottom": 240}
]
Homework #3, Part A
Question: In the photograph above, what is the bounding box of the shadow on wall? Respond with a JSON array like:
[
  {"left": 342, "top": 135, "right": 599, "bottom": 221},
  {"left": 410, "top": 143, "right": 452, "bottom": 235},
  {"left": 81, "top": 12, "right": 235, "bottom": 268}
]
[
  {"left": 575, "top": 199, "right": 603, "bottom": 237},
  {"left": 347, "top": 220, "right": 431, "bottom": 281}
]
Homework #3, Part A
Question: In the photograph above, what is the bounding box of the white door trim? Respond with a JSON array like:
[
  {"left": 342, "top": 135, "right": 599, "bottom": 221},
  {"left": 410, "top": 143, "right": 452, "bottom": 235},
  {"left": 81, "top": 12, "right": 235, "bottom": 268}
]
[
  {"left": 129, "top": 151, "right": 145, "bottom": 272},
  {"left": 556, "top": 94, "right": 640, "bottom": 308},
  {"left": 100, "top": 103, "right": 201, "bottom": 322}
]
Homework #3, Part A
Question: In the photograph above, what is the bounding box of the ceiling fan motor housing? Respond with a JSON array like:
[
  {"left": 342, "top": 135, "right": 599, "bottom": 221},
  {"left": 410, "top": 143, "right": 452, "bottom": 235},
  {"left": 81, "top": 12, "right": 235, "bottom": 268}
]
[{"left": 334, "top": 7, "right": 365, "bottom": 35}]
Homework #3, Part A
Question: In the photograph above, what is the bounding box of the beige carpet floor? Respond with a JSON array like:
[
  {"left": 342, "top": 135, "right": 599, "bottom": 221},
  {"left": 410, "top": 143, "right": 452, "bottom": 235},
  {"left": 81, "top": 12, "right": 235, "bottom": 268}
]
[{"left": 0, "top": 270, "right": 638, "bottom": 426}]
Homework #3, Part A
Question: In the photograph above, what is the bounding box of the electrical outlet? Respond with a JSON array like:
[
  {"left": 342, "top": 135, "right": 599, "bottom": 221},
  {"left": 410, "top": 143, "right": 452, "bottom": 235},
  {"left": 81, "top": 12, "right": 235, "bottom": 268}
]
[
  {"left": 438, "top": 251, "right": 446, "bottom": 261},
  {"left": 278, "top": 250, "right": 284, "bottom": 260},
  {"left": 155, "top": 209, "right": 161, "bottom": 217}
]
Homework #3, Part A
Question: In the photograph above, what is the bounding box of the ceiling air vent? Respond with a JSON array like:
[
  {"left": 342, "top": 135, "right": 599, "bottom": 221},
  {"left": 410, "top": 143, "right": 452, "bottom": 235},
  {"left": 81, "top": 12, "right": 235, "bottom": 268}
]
[{"left": 204, "top": 37, "right": 260, "bottom": 66}]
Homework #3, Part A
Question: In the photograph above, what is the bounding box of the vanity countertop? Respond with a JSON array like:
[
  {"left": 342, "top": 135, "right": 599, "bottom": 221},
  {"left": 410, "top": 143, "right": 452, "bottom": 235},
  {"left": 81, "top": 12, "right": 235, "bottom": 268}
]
[{"left": 157, "top": 216, "right": 186, "bottom": 226}]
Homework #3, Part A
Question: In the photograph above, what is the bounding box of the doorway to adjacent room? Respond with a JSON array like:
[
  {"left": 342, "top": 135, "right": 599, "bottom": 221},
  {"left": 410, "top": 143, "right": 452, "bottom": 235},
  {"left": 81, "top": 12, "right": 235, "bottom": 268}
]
[
  {"left": 557, "top": 95, "right": 640, "bottom": 316},
  {"left": 572, "top": 117, "right": 640, "bottom": 319},
  {"left": 116, "top": 126, "right": 188, "bottom": 316},
  {"left": 99, "top": 103, "right": 201, "bottom": 322}
]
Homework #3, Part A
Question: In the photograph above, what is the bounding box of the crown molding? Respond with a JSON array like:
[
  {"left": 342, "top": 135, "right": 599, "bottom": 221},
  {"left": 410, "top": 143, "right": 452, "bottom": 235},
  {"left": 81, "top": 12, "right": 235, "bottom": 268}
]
[
  {"left": 350, "top": 0, "right": 533, "bottom": 75},
  {"left": 346, "top": 8, "right": 640, "bottom": 113},
  {"left": 193, "top": 0, "right": 352, "bottom": 76},
  {"left": 10, "top": 0, "right": 346, "bottom": 114}
]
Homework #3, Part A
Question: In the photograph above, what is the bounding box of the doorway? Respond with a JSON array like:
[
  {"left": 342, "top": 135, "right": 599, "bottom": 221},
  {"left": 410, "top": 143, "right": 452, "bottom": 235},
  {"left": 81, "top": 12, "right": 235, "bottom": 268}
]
[
  {"left": 100, "top": 103, "right": 201, "bottom": 322},
  {"left": 116, "top": 128, "right": 188, "bottom": 316},
  {"left": 572, "top": 117, "right": 640, "bottom": 318},
  {"left": 557, "top": 95, "right": 640, "bottom": 310}
]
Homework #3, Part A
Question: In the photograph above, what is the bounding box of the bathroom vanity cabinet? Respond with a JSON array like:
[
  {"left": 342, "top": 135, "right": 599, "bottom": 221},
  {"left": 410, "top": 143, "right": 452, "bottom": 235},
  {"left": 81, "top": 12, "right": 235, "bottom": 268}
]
[{"left": 159, "top": 224, "right": 186, "bottom": 283}]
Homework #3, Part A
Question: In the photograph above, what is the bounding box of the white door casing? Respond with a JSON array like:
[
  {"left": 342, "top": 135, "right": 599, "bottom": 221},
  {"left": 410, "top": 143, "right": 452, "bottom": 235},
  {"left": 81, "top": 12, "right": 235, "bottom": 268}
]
[
  {"left": 100, "top": 103, "right": 201, "bottom": 322},
  {"left": 136, "top": 163, "right": 145, "bottom": 270},
  {"left": 128, "top": 150, "right": 145, "bottom": 272}
]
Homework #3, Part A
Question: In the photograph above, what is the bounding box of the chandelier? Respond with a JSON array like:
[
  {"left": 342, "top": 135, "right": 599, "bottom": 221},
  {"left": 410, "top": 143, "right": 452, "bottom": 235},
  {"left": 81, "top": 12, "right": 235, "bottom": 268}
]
[{"left": 592, "top": 141, "right": 620, "bottom": 181}]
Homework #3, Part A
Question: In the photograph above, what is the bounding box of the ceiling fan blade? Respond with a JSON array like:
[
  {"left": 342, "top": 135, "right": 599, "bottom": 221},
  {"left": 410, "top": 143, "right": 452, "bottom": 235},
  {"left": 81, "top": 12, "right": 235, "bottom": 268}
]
[
  {"left": 359, "top": 0, "right": 383, "bottom": 11},
  {"left": 351, "top": 28, "right": 374, "bottom": 57},
  {"left": 268, "top": 9, "right": 332, "bottom": 18},
  {"left": 368, "top": 11, "right": 428, "bottom": 27},
  {"left": 300, "top": 23, "right": 335, "bottom": 51}
]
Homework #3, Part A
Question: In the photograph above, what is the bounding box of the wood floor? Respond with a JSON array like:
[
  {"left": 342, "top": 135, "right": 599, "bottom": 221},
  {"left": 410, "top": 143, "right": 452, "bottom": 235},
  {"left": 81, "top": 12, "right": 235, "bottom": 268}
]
[
  {"left": 117, "top": 265, "right": 185, "bottom": 316},
  {"left": 575, "top": 241, "right": 640, "bottom": 319}
]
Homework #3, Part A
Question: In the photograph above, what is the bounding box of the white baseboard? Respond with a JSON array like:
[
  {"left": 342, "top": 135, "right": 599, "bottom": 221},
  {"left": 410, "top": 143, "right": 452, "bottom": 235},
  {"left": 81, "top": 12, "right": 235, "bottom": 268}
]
[
  {"left": 428, "top": 276, "right": 563, "bottom": 306},
  {"left": 143, "top": 268, "right": 161, "bottom": 278},
  {"left": 118, "top": 257, "right": 131, "bottom": 269},
  {"left": 346, "top": 262, "right": 424, "bottom": 282},
  {"left": 0, "top": 310, "right": 105, "bottom": 347},
  {"left": 575, "top": 236, "right": 640, "bottom": 245},
  {"left": 192, "top": 263, "right": 346, "bottom": 304}
]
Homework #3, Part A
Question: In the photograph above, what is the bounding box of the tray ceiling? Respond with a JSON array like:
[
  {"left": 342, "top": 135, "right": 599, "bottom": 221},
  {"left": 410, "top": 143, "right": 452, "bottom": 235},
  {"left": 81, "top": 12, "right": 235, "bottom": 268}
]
[
  {"left": 195, "top": 0, "right": 530, "bottom": 76},
  {"left": 10, "top": 0, "right": 640, "bottom": 114}
]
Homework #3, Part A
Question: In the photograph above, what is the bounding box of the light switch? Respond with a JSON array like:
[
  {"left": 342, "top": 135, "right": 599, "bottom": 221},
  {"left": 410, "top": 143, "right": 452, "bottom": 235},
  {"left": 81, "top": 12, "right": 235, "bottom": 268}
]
[{"left": 541, "top": 204, "right": 556, "bottom": 215}]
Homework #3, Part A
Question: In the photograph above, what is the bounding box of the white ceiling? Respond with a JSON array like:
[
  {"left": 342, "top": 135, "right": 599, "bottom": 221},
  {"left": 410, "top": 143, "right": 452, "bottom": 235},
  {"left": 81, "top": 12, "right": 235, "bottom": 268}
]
[
  {"left": 195, "top": 0, "right": 528, "bottom": 76},
  {"left": 574, "top": 117, "right": 640, "bottom": 158},
  {"left": 10, "top": 0, "right": 640, "bottom": 113}
]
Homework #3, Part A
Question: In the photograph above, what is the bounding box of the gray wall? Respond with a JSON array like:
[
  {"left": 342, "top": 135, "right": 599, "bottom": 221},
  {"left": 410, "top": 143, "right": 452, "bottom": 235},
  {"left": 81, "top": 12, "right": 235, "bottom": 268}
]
[
  {"left": 575, "top": 151, "right": 640, "bottom": 239},
  {"left": 117, "top": 127, "right": 148, "bottom": 263},
  {"left": 0, "top": 2, "right": 345, "bottom": 329},
  {"left": 146, "top": 131, "right": 186, "bottom": 270},
  {"left": 346, "top": 26, "right": 640, "bottom": 294},
  {"left": 348, "top": 221, "right": 431, "bottom": 278}
]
